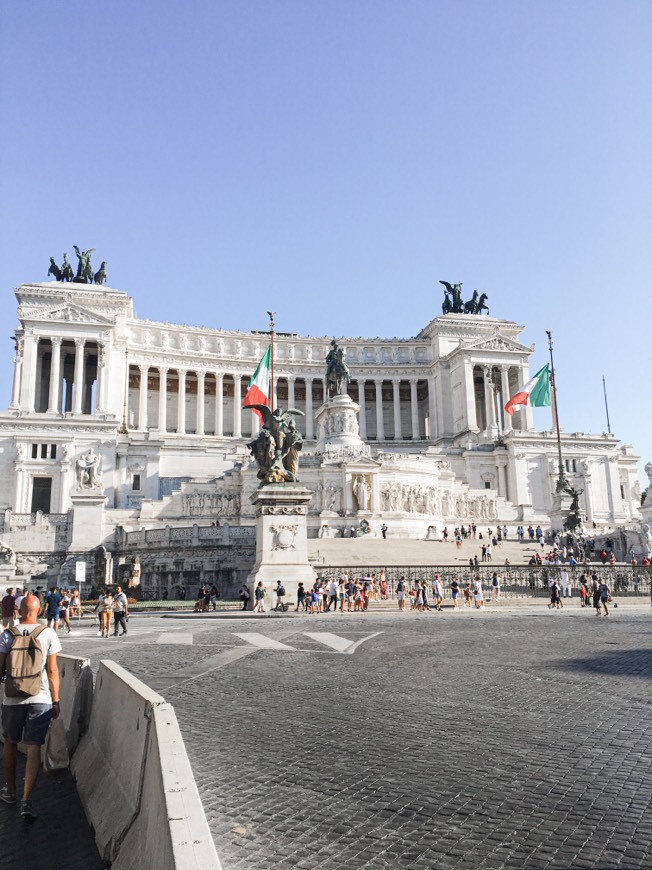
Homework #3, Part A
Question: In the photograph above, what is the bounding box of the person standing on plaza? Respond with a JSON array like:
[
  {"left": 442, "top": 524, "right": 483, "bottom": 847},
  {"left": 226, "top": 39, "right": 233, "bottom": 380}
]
[
  {"left": 274, "top": 580, "right": 286, "bottom": 611},
  {"left": 295, "top": 582, "right": 306, "bottom": 612},
  {"left": 432, "top": 575, "right": 443, "bottom": 612},
  {"left": 239, "top": 584, "right": 251, "bottom": 611},
  {"left": 421, "top": 580, "right": 430, "bottom": 611},
  {"left": 0, "top": 594, "right": 61, "bottom": 819},
  {"left": 1, "top": 588, "right": 17, "bottom": 629},
  {"left": 113, "top": 585, "right": 129, "bottom": 636},
  {"left": 486, "top": 544, "right": 493, "bottom": 563},
  {"left": 327, "top": 578, "right": 338, "bottom": 612},
  {"left": 450, "top": 577, "right": 460, "bottom": 609},
  {"left": 45, "top": 586, "right": 61, "bottom": 632},
  {"left": 99, "top": 588, "right": 114, "bottom": 637},
  {"left": 59, "top": 589, "right": 72, "bottom": 634},
  {"left": 396, "top": 576, "right": 406, "bottom": 611},
  {"left": 560, "top": 568, "right": 571, "bottom": 599},
  {"left": 253, "top": 581, "right": 266, "bottom": 613},
  {"left": 491, "top": 571, "right": 501, "bottom": 601},
  {"left": 381, "top": 523, "right": 388, "bottom": 539},
  {"left": 591, "top": 573, "right": 602, "bottom": 616},
  {"left": 599, "top": 578, "right": 611, "bottom": 616},
  {"left": 337, "top": 578, "right": 346, "bottom": 612}
]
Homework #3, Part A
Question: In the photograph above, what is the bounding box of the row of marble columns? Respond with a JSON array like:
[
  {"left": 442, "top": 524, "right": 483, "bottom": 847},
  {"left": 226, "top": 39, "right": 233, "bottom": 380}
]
[
  {"left": 18, "top": 338, "right": 105, "bottom": 415},
  {"left": 131, "top": 366, "right": 432, "bottom": 440}
]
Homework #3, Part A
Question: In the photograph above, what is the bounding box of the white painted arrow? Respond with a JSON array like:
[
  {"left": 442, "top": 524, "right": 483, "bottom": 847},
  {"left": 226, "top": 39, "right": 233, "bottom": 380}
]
[{"left": 303, "top": 632, "right": 354, "bottom": 653}]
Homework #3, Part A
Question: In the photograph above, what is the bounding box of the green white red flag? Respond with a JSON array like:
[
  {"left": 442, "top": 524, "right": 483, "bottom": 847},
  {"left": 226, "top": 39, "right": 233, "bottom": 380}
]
[
  {"left": 504, "top": 364, "right": 551, "bottom": 416},
  {"left": 243, "top": 346, "right": 271, "bottom": 420}
]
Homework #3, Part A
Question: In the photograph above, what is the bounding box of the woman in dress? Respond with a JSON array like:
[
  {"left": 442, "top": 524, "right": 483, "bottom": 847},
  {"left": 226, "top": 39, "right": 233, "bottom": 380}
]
[{"left": 100, "top": 588, "right": 114, "bottom": 637}]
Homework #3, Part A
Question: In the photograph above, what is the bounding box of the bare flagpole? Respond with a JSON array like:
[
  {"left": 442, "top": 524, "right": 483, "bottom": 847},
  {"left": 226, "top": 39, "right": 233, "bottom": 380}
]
[
  {"left": 602, "top": 375, "right": 612, "bottom": 435},
  {"left": 267, "top": 310, "right": 275, "bottom": 410},
  {"left": 545, "top": 330, "right": 567, "bottom": 492}
]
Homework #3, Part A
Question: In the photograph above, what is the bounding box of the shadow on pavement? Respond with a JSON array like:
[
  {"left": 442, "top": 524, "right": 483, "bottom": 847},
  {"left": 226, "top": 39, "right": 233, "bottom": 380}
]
[
  {"left": 0, "top": 752, "right": 103, "bottom": 870},
  {"left": 557, "top": 647, "right": 652, "bottom": 680}
]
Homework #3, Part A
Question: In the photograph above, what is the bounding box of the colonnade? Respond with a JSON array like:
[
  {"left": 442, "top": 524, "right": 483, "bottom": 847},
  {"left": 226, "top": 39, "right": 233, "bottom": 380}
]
[
  {"left": 127, "top": 367, "right": 435, "bottom": 441},
  {"left": 17, "top": 336, "right": 105, "bottom": 415}
]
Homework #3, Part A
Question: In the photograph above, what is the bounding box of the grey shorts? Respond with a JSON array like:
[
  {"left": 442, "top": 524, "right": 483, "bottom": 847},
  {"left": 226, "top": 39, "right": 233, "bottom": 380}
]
[{"left": 2, "top": 703, "right": 53, "bottom": 746}]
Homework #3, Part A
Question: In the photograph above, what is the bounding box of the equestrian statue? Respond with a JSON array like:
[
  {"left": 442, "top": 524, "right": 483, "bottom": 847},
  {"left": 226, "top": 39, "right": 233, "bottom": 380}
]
[{"left": 325, "top": 339, "right": 351, "bottom": 396}]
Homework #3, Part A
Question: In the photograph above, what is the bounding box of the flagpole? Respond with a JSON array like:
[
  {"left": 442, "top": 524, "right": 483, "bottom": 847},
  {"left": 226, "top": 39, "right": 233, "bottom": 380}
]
[
  {"left": 602, "top": 375, "right": 611, "bottom": 434},
  {"left": 545, "top": 330, "right": 567, "bottom": 492},
  {"left": 267, "top": 310, "right": 275, "bottom": 410}
]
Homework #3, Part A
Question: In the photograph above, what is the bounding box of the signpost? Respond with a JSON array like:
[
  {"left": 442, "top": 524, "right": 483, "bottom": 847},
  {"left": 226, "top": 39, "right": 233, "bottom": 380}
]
[{"left": 75, "top": 561, "right": 86, "bottom": 623}]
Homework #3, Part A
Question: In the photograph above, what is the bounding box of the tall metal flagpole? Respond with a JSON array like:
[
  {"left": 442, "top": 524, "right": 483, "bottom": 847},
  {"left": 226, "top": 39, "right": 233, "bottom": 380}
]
[
  {"left": 602, "top": 375, "right": 611, "bottom": 434},
  {"left": 119, "top": 349, "right": 129, "bottom": 434},
  {"left": 267, "top": 310, "right": 275, "bottom": 410},
  {"left": 545, "top": 330, "right": 567, "bottom": 492}
]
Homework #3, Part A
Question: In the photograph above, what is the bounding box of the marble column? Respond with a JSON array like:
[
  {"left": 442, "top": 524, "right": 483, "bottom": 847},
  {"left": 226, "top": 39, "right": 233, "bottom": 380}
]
[
  {"left": 196, "top": 371, "right": 205, "bottom": 436},
  {"left": 214, "top": 373, "right": 224, "bottom": 436},
  {"left": 520, "top": 363, "right": 535, "bottom": 431},
  {"left": 158, "top": 367, "right": 168, "bottom": 432},
  {"left": 138, "top": 364, "right": 149, "bottom": 431},
  {"left": 9, "top": 341, "right": 23, "bottom": 410},
  {"left": 47, "top": 338, "right": 62, "bottom": 414},
  {"left": 357, "top": 379, "right": 367, "bottom": 440},
  {"left": 483, "top": 366, "right": 496, "bottom": 431},
  {"left": 464, "top": 361, "right": 477, "bottom": 430},
  {"left": 428, "top": 376, "right": 437, "bottom": 439},
  {"left": 72, "top": 339, "right": 85, "bottom": 414},
  {"left": 375, "top": 380, "right": 385, "bottom": 441},
  {"left": 500, "top": 367, "right": 512, "bottom": 433},
  {"left": 392, "top": 379, "right": 402, "bottom": 440},
  {"left": 20, "top": 333, "right": 37, "bottom": 413},
  {"left": 303, "top": 378, "right": 313, "bottom": 439},
  {"left": 233, "top": 374, "right": 242, "bottom": 438},
  {"left": 177, "top": 369, "right": 187, "bottom": 434},
  {"left": 288, "top": 376, "right": 296, "bottom": 410},
  {"left": 410, "top": 379, "right": 419, "bottom": 440},
  {"left": 95, "top": 344, "right": 106, "bottom": 413}
]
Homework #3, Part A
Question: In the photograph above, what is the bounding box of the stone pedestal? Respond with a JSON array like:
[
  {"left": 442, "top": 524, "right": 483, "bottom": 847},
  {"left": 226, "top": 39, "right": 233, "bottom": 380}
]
[
  {"left": 246, "top": 483, "right": 316, "bottom": 608},
  {"left": 70, "top": 490, "right": 107, "bottom": 552},
  {"left": 315, "top": 394, "right": 366, "bottom": 451},
  {"left": 548, "top": 490, "right": 573, "bottom": 535}
]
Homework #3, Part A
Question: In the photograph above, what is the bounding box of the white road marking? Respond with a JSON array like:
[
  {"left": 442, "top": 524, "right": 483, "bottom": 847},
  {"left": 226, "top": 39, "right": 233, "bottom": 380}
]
[
  {"left": 156, "top": 632, "right": 194, "bottom": 645},
  {"left": 345, "top": 632, "right": 383, "bottom": 654},
  {"left": 303, "top": 632, "right": 354, "bottom": 653},
  {"left": 233, "top": 632, "right": 297, "bottom": 650}
]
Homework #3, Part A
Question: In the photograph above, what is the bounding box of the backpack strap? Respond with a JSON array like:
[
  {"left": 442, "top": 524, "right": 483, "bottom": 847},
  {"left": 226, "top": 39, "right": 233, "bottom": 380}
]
[
  {"left": 30, "top": 625, "right": 47, "bottom": 642},
  {"left": 7, "top": 626, "right": 21, "bottom": 640}
]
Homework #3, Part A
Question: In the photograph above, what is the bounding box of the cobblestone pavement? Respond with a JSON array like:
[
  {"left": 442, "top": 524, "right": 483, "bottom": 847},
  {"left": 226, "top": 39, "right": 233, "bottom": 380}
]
[
  {"left": 0, "top": 751, "right": 103, "bottom": 869},
  {"left": 62, "top": 603, "right": 652, "bottom": 869}
]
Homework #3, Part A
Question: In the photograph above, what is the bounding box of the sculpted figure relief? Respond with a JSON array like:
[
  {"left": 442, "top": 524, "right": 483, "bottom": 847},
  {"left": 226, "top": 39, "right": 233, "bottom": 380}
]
[
  {"left": 76, "top": 448, "right": 102, "bottom": 489},
  {"left": 353, "top": 475, "right": 371, "bottom": 512},
  {"left": 245, "top": 404, "right": 305, "bottom": 483}
]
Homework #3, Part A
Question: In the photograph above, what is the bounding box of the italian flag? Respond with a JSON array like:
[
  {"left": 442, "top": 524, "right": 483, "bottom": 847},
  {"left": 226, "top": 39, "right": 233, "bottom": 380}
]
[
  {"left": 504, "top": 364, "right": 551, "bottom": 416},
  {"left": 243, "top": 346, "right": 271, "bottom": 420}
]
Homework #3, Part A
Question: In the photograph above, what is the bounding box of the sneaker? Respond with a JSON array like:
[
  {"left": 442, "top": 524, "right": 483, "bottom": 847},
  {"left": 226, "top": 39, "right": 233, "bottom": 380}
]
[
  {"left": 0, "top": 787, "right": 16, "bottom": 805},
  {"left": 20, "top": 799, "right": 36, "bottom": 819}
]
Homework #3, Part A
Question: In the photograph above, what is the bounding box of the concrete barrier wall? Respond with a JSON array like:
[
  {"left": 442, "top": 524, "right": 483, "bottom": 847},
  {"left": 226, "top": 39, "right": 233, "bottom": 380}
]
[{"left": 71, "top": 660, "right": 221, "bottom": 870}]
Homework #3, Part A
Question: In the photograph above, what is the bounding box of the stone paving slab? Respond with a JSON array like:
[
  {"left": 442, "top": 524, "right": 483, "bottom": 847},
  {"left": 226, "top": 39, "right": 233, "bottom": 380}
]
[{"left": 59, "top": 608, "right": 652, "bottom": 869}]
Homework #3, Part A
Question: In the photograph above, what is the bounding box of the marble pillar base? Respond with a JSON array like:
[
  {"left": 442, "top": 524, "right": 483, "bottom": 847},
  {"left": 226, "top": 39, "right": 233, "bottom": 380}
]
[
  {"left": 246, "top": 483, "right": 317, "bottom": 608},
  {"left": 70, "top": 490, "right": 107, "bottom": 552},
  {"left": 548, "top": 491, "right": 574, "bottom": 535}
]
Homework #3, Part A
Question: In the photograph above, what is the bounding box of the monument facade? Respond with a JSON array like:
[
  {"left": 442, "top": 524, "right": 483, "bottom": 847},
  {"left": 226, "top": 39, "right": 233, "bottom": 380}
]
[{"left": 0, "top": 278, "right": 643, "bottom": 592}]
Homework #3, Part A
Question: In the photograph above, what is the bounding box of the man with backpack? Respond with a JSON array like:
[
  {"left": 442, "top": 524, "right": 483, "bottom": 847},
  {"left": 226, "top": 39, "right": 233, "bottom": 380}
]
[{"left": 0, "top": 594, "right": 61, "bottom": 819}]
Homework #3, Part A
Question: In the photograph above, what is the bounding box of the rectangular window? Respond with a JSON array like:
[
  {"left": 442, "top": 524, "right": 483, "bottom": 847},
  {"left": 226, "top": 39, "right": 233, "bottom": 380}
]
[
  {"left": 620, "top": 485, "right": 625, "bottom": 499},
  {"left": 50, "top": 444, "right": 57, "bottom": 459},
  {"left": 30, "top": 477, "right": 52, "bottom": 513},
  {"left": 31, "top": 444, "right": 38, "bottom": 459},
  {"left": 132, "top": 474, "right": 141, "bottom": 491},
  {"left": 485, "top": 481, "right": 491, "bottom": 489},
  {"left": 40, "top": 444, "right": 48, "bottom": 459}
]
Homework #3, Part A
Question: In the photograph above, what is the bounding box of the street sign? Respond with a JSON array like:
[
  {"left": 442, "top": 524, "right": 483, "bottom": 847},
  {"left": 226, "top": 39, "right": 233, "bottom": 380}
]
[{"left": 75, "top": 561, "right": 87, "bottom": 584}]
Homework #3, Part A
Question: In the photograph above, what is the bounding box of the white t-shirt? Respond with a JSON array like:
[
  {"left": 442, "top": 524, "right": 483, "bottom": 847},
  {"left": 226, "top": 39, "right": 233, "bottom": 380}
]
[{"left": 0, "top": 623, "right": 62, "bottom": 706}]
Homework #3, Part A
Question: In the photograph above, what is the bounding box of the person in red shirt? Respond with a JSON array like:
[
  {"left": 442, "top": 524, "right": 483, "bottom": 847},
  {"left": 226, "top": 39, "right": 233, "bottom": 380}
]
[{"left": 1, "top": 588, "right": 16, "bottom": 629}]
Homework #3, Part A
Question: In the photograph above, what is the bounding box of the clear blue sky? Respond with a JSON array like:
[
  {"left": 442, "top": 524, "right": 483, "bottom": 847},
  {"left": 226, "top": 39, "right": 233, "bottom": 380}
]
[{"left": 1, "top": 2, "right": 650, "bottom": 479}]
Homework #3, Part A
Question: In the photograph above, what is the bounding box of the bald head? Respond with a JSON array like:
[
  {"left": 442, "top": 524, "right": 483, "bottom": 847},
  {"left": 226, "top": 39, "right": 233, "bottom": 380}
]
[{"left": 19, "top": 594, "right": 41, "bottom": 622}]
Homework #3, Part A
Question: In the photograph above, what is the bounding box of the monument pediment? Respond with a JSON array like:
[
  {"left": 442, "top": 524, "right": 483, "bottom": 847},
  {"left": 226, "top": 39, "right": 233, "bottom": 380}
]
[
  {"left": 462, "top": 334, "right": 532, "bottom": 354},
  {"left": 27, "top": 302, "right": 115, "bottom": 326}
]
